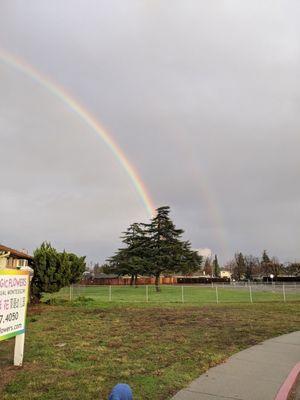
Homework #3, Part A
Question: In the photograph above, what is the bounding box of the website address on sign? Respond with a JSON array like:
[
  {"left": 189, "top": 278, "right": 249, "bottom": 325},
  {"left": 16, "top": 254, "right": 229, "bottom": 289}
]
[{"left": 0, "top": 322, "right": 22, "bottom": 335}]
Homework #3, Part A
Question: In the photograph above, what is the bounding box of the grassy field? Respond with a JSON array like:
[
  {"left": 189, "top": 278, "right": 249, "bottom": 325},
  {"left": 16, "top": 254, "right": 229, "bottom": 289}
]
[
  {"left": 49, "top": 283, "right": 300, "bottom": 304},
  {"left": 0, "top": 300, "right": 300, "bottom": 400}
]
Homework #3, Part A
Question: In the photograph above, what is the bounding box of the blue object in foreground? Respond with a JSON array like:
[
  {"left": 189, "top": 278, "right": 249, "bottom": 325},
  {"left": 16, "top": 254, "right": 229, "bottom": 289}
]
[{"left": 108, "top": 383, "right": 133, "bottom": 400}]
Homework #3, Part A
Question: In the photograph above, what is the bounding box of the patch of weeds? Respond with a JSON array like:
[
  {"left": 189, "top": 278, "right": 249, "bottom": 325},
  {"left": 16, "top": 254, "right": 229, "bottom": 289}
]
[
  {"left": 44, "top": 298, "right": 69, "bottom": 306},
  {"left": 73, "top": 296, "right": 95, "bottom": 305}
]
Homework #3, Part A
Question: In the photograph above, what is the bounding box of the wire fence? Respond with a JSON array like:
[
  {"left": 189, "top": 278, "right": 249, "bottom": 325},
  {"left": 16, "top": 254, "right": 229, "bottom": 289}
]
[{"left": 46, "top": 282, "right": 300, "bottom": 304}]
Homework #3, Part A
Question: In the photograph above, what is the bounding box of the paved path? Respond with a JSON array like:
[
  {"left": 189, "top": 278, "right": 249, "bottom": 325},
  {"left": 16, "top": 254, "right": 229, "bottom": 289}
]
[{"left": 172, "top": 331, "right": 300, "bottom": 400}]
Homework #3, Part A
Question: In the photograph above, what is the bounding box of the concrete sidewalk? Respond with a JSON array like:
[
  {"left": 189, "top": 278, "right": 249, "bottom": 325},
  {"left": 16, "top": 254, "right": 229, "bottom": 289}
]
[{"left": 171, "top": 331, "right": 300, "bottom": 400}]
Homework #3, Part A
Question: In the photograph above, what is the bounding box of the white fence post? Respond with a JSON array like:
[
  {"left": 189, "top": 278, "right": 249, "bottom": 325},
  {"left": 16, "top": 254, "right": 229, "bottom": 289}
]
[
  {"left": 215, "top": 286, "right": 219, "bottom": 304},
  {"left": 69, "top": 285, "right": 73, "bottom": 301},
  {"left": 109, "top": 285, "right": 112, "bottom": 301},
  {"left": 283, "top": 284, "right": 286, "bottom": 302},
  {"left": 181, "top": 285, "right": 184, "bottom": 303},
  {"left": 146, "top": 285, "right": 149, "bottom": 302},
  {"left": 249, "top": 285, "right": 253, "bottom": 303}
]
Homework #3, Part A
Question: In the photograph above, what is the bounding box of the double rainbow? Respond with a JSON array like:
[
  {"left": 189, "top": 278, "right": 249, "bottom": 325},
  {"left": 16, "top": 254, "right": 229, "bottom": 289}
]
[{"left": 0, "top": 48, "right": 229, "bottom": 257}]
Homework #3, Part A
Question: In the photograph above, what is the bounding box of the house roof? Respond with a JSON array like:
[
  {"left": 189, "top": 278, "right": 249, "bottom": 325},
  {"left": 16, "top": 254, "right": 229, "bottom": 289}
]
[{"left": 0, "top": 244, "right": 33, "bottom": 260}]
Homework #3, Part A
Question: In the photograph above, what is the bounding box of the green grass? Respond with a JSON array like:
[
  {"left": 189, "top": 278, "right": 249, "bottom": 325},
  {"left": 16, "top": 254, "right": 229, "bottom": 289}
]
[
  {"left": 46, "top": 284, "right": 300, "bottom": 304},
  {"left": 0, "top": 301, "right": 299, "bottom": 400}
]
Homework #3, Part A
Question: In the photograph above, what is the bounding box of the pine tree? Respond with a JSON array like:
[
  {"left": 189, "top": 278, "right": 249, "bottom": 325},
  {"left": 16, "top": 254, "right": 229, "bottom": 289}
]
[
  {"left": 107, "top": 206, "right": 202, "bottom": 291},
  {"left": 176, "top": 241, "right": 203, "bottom": 276},
  {"left": 261, "top": 250, "right": 271, "bottom": 276},
  {"left": 213, "top": 255, "right": 221, "bottom": 278},
  {"left": 144, "top": 206, "right": 202, "bottom": 291},
  {"left": 108, "top": 223, "right": 150, "bottom": 286}
]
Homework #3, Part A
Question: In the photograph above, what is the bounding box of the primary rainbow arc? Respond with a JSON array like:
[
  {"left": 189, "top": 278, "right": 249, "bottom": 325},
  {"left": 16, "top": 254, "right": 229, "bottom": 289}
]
[{"left": 0, "top": 48, "right": 155, "bottom": 217}]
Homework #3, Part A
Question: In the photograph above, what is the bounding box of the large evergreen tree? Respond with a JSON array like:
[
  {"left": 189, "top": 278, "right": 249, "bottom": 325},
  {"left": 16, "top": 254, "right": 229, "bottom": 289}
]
[
  {"left": 177, "top": 241, "right": 203, "bottom": 276},
  {"left": 107, "top": 206, "right": 202, "bottom": 291},
  {"left": 144, "top": 206, "right": 202, "bottom": 291},
  {"left": 108, "top": 223, "right": 150, "bottom": 286}
]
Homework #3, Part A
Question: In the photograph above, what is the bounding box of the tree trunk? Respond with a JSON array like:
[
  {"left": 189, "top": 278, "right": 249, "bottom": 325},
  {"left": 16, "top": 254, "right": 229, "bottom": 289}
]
[
  {"left": 155, "top": 274, "right": 161, "bottom": 292},
  {"left": 130, "top": 275, "right": 134, "bottom": 286},
  {"left": 30, "top": 284, "right": 41, "bottom": 304},
  {"left": 30, "top": 292, "right": 41, "bottom": 304}
]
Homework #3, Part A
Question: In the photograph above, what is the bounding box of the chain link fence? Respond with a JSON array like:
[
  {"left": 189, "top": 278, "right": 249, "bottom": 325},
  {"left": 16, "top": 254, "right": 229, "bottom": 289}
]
[{"left": 47, "top": 282, "right": 300, "bottom": 304}]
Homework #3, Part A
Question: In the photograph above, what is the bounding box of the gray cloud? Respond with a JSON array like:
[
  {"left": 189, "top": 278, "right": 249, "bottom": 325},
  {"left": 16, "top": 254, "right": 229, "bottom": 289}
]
[{"left": 1, "top": 0, "right": 300, "bottom": 263}]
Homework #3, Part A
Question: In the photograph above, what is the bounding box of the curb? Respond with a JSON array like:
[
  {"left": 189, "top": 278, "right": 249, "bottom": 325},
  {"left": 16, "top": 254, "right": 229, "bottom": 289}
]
[{"left": 275, "top": 362, "right": 300, "bottom": 400}]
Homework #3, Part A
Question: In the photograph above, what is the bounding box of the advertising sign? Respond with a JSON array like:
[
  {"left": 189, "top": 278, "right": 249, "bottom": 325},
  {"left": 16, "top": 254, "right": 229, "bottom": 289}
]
[{"left": 0, "top": 269, "right": 30, "bottom": 342}]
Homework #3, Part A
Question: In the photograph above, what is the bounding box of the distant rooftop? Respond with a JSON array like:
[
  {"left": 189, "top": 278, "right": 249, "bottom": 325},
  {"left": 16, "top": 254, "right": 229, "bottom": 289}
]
[{"left": 93, "top": 273, "right": 119, "bottom": 279}]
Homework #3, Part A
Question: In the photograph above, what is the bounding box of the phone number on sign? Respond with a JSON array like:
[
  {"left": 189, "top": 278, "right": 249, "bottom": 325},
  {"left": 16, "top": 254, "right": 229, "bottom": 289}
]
[{"left": 0, "top": 312, "right": 19, "bottom": 324}]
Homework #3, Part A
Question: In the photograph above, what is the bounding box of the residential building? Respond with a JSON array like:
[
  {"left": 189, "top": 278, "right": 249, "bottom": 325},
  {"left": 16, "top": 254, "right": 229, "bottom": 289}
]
[
  {"left": 0, "top": 244, "right": 33, "bottom": 270},
  {"left": 220, "top": 270, "right": 232, "bottom": 279}
]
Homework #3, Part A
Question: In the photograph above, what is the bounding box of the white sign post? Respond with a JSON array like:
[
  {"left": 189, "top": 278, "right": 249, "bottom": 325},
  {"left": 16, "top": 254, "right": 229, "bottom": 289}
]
[{"left": 0, "top": 269, "right": 30, "bottom": 366}]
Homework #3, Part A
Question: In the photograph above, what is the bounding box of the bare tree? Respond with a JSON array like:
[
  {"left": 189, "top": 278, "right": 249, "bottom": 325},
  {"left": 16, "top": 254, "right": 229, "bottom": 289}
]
[
  {"left": 204, "top": 257, "right": 213, "bottom": 277},
  {"left": 244, "top": 255, "right": 260, "bottom": 280},
  {"left": 224, "top": 253, "right": 246, "bottom": 281},
  {"left": 285, "top": 262, "right": 300, "bottom": 276}
]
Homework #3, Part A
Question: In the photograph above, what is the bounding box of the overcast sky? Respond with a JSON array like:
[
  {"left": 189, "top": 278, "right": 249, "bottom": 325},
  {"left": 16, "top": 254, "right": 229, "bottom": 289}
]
[{"left": 0, "top": 1, "right": 299, "bottom": 264}]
